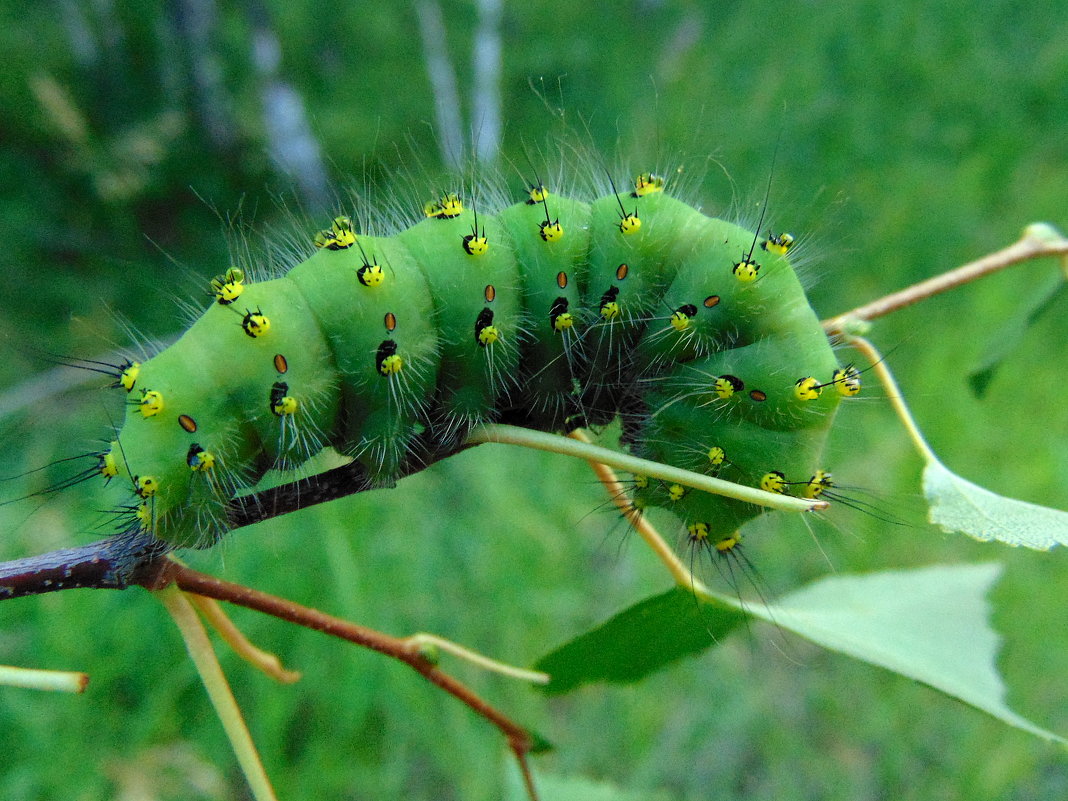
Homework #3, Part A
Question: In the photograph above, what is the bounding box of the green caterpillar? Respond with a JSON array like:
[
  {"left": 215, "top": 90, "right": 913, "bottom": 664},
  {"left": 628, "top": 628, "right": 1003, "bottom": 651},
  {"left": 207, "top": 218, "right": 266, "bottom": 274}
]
[{"left": 93, "top": 172, "right": 857, "bottom": 552}]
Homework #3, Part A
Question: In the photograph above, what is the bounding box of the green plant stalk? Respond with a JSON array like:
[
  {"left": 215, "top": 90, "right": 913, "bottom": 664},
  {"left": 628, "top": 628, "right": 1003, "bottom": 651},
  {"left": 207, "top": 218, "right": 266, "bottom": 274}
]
[
  {"left": 156, "top": 584, "right": 279, "bottom": 801},
  {"left": 845, "top": 336, "right": 937, "bottom": 463},
  {"left": 0, "top": 664, "right": 89, "bottom": 693},
  {"left": 468, "top": 424, "right": 827, "bottom": 514}
]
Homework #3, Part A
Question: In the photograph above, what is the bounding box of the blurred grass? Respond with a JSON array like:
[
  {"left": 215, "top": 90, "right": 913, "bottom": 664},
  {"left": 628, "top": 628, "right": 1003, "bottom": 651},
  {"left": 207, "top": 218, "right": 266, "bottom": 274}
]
[{"left": 0, "top": 0, "right": 1067, "bottom": 799}]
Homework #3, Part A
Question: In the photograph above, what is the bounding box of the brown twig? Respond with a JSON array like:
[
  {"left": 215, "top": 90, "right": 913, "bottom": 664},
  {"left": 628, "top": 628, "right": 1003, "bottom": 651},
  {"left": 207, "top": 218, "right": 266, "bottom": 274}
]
[
  {"left": 567, "top": 430, "right": 702, "bottom": 591},
  {"left": 225, "top": 436, "right": 470, "bottom": 529},
  {"left": 822, "top": 223, "right": 1068, "bottom": 335},
  {"left": 150, "top": 561, "right": 541, "bottom": 801},
  {"left": 0, "top": 531, "right": 169, "bottom": 599},
  {"left": 0, "top": 437, "right": 474, "bottom": 601}
]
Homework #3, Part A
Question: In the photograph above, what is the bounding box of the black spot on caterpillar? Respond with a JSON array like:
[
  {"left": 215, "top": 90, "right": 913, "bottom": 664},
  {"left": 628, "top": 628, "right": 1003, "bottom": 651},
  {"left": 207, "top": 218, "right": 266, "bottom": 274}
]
[{"left": 89, "top": 173, "right": 858, "bottom": 550}]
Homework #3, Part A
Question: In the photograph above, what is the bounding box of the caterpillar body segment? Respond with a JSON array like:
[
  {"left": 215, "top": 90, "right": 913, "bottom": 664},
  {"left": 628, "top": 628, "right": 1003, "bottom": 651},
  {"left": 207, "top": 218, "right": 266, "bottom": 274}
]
[
  {"left": 290, "top": 235, "right": 441, "bottom": 477},
  {"left": 113, "top": 278, "right": 340, "bottom": 534},
  {"left": 579, "top": 192, "right": 682, "bottom": 417},
  {"left": 104, "top": 174, "right": 850, "bottom": 549},
  {"left": 396, "top": 210, "right": 524, "bottom": 432},
  {"left": 635, "top": 382, "right": 838, "bottom": 537},
  {"left": 495, "top": 193, "right": 591, "bottom": 429}
]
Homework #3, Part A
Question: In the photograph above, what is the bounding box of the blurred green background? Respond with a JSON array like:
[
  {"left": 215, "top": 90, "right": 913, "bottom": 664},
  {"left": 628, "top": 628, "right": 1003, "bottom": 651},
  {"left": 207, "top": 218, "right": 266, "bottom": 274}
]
[{"left": 1, "top": 0, "right": 1067, "bottom": 799}]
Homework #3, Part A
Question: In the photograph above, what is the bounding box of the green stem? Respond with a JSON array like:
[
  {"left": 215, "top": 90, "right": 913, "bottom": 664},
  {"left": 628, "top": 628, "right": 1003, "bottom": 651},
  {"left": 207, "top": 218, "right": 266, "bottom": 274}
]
[
  {"left": 165, "top": 562, "right": 540, "bottom": 798},
  {"left": 189, "top": 594, "right": 302, "bottom": 684},
  {"left": 569, "top": 429, "right": 702, "bottom": 589},
  {"left": 404, "top": 633, "right": 550, "bottom": 684},
  {"left": 0, "top": 664, "right": 89, "bottom": 693},
  {"left": 467, "top": 424, "right": 827, "bottom": 514},
  {"left": 845, "top": 336, "right": 937, "bottom": 463},
  {"left": 157, "top": 584, "right": 279, "bottom": 801}
]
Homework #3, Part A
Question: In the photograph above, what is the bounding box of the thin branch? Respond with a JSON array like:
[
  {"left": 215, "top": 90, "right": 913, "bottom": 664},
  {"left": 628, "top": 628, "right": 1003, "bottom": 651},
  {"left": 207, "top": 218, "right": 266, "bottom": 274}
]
[
  {"left": 823, "top": 223, "right": 1068, "bottom": 335},
  {"left": 224, "top": 437, "right": 469, "bottom": 529},
  {"left": 0, "top": 435, "right": 461, "bottom": 601},
  {"left": 158, "top": 584, "right": 279, "bottom": 801},
  {"left": 567, "top": 429, "right": 704, "bottom": 591},
  {"left": 403, "top": 633, "right": 549, "bottom": 685},
  {"left": 0, "top": 664, "right": 89, "bottom": 693},
  {"left": 469, "top": 424, "right": 827, "bottom": 514},
  {"left": 0, "top": 416, "right": 829, "bottom": 600},
  {"left": 0, "top": 531, "right": 169, "bottom": 599},
  {"left": 188, "top": 594, "right": 302, "bottom": 683},
  {"left": 157, "top": 561, "right": 541, "bottom": 800},
  {"left": 842, "top": 336, "right": 937, "bottom": 463}
]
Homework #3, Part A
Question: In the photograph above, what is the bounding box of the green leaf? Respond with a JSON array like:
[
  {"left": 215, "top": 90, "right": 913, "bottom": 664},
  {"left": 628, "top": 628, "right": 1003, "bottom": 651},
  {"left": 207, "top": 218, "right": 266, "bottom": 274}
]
[
  {"left": 535, "top": 565, "right": 1066, "bottom": 746},
  {"left": 533, "top": 586, "right": 745, "bottom": 693},
  {"left": 760, "top": 563, "right": 1066, "bottom": 745},
  {"left": 967, "top": 271, "right": 1066, "bottom": 397},
  {"left": 923, "top": 457, "right": 1068, "bottom": 549}
]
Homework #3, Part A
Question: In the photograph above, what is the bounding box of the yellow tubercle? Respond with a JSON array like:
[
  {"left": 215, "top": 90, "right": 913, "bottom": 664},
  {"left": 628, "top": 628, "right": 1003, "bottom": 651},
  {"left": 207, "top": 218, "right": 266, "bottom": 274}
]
[
  {"left": 760, "top": 471, "right": 787, "bottom": 494},
  {"left": 687, "top": 521, "right": 710, "bottom": 542},
  {"left": 762, "top": 232, "right": 795, "bottom": 256},
  {"left": 539, "top": 220, "right": 564, "bottom": 242},
  {"left": 314, "top": 216, "right": 356, "bottom": 250},
  {"left": 242, "top": 310, "right": 270, "bottom": 338},
  {"left": 619, "top": 214, "right": 641, "bottom": 235},
  {"left": 712, "top": 375, "right": 741, "bottom": 400},
  {"left": 463, "top": 234, "right": 489, "bottom": 256},
  {"left": 670, "top": 305, "right": 697, "bottom": 332},
  {"left": 733, "top": 259, "right": 760, "bottom": 283},
  {"left": 424, "top": 193, "right": 463, "bottom": 219},
  {"left": 833, "top": 365, "right": 862, "bottom": 396},
  {"left": 139, "top": 390, "right": 164, "bottom": 418},
  {"left": 527, "top": 184, "right": 549, "bottom": 204},
  {"left": 135, "top": 475, "right": 159, "bottom": 498},
  {"left": 211, "top": 267, "right": 246, "bottom": 305},
  {"left": 135, "top": 503, "right": 153, "bottom": 531},
  {"left": 273, "top": 396, "right": 298, "bottom": 416},
  {"left": 633, "top": 173, "right": 665, "bottom": 197},
  {"left": 600, "top": 302, "right": 620, "bottom": 321},
  {"left": 270, "top": 382, "right": 298, "bottom": 416},
  {"left": 187, "top": 445, "right": 216, "bottom": 472},
  {"left": 714, "top": 533, "right": 742, "bottom": 553},
  {"left": 117, "top": 361, "right": 141, "bottom": 392},
  {"left": 98, "top": 449, "right": 118, "bottom": 479},
  {"left": 803, "top": 470, "right": 833, "bottom": 499},
  {"left": 379, "top": 354, "right": 403, "bottom": 376},
  {"left": 794, "top": 376, "right": 822, "bottom": 401},
  {"left": 357, "top": 264, "right": 385, "bottom": 287},
  {"left": 553, "top": 312, "right": 574, "bottom": 332}
]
